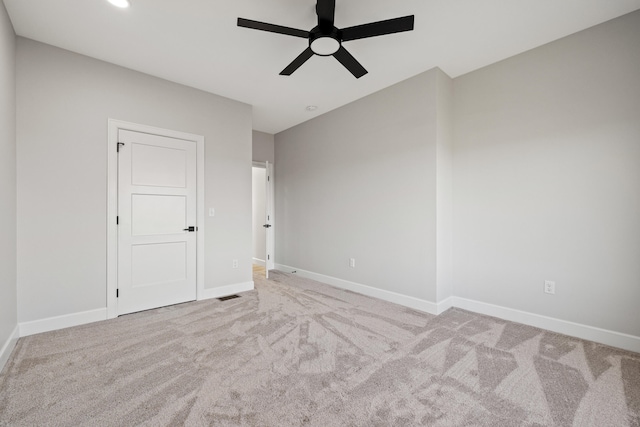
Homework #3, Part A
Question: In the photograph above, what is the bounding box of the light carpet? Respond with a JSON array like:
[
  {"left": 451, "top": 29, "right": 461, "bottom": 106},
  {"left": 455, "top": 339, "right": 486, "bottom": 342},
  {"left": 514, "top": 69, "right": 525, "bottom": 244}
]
[{"left": 1, "top": 270, "right": 639, "bottom": 426}]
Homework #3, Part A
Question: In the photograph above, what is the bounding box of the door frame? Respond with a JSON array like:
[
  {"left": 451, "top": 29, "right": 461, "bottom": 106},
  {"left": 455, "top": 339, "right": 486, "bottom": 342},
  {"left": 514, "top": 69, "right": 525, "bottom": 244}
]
[
  {"left": 106, "top": 119, "right": 205, "bottom": 319},
  {"left": 251, "top": 161, "right": 275, "bottom": 276},
  {"left": 265, "top": 161, "right": 275, "bottom": 274},
  {"left": 251, "top": 162, "right": 267, "bottom": 268}
]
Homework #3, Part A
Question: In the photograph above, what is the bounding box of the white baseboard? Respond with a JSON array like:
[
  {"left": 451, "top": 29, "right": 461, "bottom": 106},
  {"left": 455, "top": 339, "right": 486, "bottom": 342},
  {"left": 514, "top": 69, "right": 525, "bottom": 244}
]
[
  {"left": 437, "top": 296, "right": 454, "bottom": 314},
  {"left": 252, "top": 258, "right": 266, "bottom": 267},
  {"left": 198, "top": 281, "right": 254, "bottom": 301},
  {"left": 0, "top": 325, "right": 20, "bottom": 374},
  {"left": 19, "top": 308, "right": 108, "bottom": 338},
  {"left": 14, "top": 282, "right": 255, "bottom": 340},
  {"left": 275, "top": 264, "right": 451, "bottom": 315},
  {"left": 273, "top": 264, "right": 640, "bottom": 353},
  {"left": 453, "top": 297, "right": 640, "bottom": 354},
  {"left": 11, "top": 275, "right": 639, "bottom": 354}
]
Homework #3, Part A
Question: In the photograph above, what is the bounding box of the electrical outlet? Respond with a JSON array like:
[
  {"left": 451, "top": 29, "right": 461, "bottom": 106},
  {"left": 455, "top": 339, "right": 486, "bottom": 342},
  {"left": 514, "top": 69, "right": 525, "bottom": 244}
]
[
  {"left": 349, "top": 258, "right": 356, "bottom": 268},
  {"left": 232, "top": 259, "right": 238, "bottom": 269},
  {"left": 544, "top": 280, "right": 556, "bottom": 295}
]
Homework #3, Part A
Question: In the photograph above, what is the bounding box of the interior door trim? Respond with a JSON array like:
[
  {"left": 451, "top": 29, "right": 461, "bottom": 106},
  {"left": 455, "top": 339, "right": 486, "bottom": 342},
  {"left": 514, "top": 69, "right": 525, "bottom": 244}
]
[
  {"left": 251, "top": 161, "right": 275, "bottom": 278},
  {"left": 106, "top": 119, "right": 205, "bottom": 319}
]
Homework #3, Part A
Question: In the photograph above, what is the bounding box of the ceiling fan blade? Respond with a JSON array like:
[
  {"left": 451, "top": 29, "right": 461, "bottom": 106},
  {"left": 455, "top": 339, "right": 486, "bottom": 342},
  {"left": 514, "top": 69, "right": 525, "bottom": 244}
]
[
  {"left": 316, "top": 0, "right": 336, "bottom": 30},
  {"left": 238, "top": 18, "right": 309, "bottom": 39},
  {"left": 341, "top": 15, "right": 414, "bottom": 41},
  {"left": 333, "top": 46, "right": 367, "bottom": 78},
  {"left": 280, "top": 48, "right": 315, "bottom": 76}
]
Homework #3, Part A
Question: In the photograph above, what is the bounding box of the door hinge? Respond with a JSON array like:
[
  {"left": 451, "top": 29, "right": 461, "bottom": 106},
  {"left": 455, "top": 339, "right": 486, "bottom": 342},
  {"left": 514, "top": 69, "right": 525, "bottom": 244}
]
[
  {"left": 116, "top": 216, "right": 119, "bottom": 225},
  {"left": 268, "top": 255, "right": 270, "bottom": 260},
  {"left": 268, "top": 176, "right": 270, "bottom": 182},
  {"left": 116, "top": 289, "right": 119, "bottom": 298},
  {"left": 117, "top": 142, "right": 125, "bottom": 152}
]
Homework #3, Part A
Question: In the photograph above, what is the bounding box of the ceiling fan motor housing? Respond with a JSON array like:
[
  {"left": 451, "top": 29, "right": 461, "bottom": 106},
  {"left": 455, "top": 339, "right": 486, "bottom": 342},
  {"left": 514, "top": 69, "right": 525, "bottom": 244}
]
[{"left": 309, "top": 26, "right": 342, "bottom": 56}]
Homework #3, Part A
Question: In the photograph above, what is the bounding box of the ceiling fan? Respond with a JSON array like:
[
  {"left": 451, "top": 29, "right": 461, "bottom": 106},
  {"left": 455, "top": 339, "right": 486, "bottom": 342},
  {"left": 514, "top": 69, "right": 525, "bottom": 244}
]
[{"left": 237, "top": 0, "right": 415, "bottom": 78}]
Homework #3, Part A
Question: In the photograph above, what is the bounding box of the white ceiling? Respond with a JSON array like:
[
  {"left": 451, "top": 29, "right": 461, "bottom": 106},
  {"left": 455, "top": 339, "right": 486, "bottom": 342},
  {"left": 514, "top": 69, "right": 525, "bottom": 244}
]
[{"left": 5, "top": 0, "right": 640, "bottom": 134}]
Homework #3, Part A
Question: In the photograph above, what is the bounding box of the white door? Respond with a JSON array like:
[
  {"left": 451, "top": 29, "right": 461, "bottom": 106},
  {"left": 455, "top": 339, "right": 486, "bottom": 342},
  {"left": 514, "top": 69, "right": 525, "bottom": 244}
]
[
  {"left": 117, "top": 129, "right": 197, "bottom": 315},
  {"left": 265, "top": 161, "right": 275, "bottom": 278}
]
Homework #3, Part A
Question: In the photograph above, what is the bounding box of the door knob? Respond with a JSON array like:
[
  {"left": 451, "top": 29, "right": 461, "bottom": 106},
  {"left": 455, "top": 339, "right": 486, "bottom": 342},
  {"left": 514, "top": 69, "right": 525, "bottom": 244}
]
[
  {"left": 183, "top": 226, "right": 196, "bottom": 232},
  {"left": 263, "top": 224, "right": 272, "bottom": 228}
]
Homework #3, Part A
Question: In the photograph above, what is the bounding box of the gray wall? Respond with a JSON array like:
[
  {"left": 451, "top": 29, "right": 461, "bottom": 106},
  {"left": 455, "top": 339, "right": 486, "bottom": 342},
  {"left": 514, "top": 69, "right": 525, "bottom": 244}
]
[
  {"left": 252, "top": 130, "right": 274, "bottom": 164},
  {"left": 0, "top": 2, "right": 17, "bottom": 352},
  {"left": 273, "top": 10, "right": 640, "bottom": 338},
  {"left": 435, "top": 71, "right": 454, "bottom": 302},
  {"left": 275, "top": 69, "right": 453, "bottom": 303},
  {"left": 453, "top": 11, "right": 640, "bottom": 336},
  {"left": 16, "top": 38, "right": 253, "bottom": 323}
]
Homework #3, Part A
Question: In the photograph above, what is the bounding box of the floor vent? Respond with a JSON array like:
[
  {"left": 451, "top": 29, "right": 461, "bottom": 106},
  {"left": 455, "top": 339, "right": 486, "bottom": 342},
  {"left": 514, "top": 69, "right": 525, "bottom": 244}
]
[{"left": 218, "top": 294, "right": 241, "bottom": 301}]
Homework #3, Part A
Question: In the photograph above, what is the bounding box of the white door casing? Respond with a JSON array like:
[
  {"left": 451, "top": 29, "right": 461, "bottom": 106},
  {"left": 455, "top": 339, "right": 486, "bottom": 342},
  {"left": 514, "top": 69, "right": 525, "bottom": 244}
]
[
  {"left": 117, "top": 129, "right": 197, "bottom": 315},
  {"left": 106, "top": 119, "right": 204, "bottom": 319},
  {"left": 265, "top": 161, "right": 275, "bottom": 278}
]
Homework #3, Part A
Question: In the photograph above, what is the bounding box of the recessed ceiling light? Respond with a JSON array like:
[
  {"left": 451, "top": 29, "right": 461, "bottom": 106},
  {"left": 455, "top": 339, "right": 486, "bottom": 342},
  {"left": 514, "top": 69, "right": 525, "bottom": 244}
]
[
  {"left": 306, "top": 106, "right": 318, "bottom": 112},
  {"left": 107, "top": 0, "right": 130, "bottom": 8}
]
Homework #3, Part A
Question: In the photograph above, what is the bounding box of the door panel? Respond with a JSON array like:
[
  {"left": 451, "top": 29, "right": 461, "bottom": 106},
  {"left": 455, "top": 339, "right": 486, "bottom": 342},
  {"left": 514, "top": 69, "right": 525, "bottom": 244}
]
[
  {"left": 131, "top": 242, "right": 187, "bottom": 287},
  {"left": 131, "top": 143, "right": 187, "bottom": 187},
  {"left": 132, "top": 194, "right": 186, "bottom": 236},
  {"left": 118, "top": 129, "right": 197, "bottom": 315}
]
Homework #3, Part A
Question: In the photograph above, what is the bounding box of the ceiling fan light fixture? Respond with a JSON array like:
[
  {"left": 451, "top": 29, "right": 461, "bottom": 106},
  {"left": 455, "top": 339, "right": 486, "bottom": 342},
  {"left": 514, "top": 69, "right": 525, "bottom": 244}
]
[
  {"left": 107, "top": 0, "right": 130, "bottom": 8},
  {"left": 310, "top": 37, "right": 340, "bottom": 56},
  {"left": 237, "top": 0, "right": 415, "bottom": 78}
]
